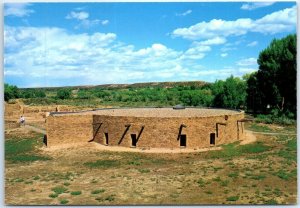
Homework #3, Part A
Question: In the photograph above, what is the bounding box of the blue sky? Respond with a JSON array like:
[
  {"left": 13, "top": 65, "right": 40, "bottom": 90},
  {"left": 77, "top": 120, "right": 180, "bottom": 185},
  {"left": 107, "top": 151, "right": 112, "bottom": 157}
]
[{"left": 4, "top": 2, "right": 297, "bottom": 88}]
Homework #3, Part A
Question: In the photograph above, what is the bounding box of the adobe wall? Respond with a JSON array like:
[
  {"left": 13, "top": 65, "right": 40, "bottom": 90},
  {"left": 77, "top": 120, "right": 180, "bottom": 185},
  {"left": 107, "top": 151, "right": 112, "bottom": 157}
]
[
  {"left": 92, "top": 112, "right": 245, "bottom": 149},
  {"left": 46, "top": 114, "right": 93, "bottom": 147},
  {"left": 4, "top": 103, "right": 22, "bottom": 119}
]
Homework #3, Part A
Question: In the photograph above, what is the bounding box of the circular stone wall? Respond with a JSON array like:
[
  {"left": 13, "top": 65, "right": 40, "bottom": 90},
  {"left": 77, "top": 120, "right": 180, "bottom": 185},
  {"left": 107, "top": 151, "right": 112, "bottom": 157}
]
[{"left": 89, "top": 108, "right": 245, "bottom": 149}]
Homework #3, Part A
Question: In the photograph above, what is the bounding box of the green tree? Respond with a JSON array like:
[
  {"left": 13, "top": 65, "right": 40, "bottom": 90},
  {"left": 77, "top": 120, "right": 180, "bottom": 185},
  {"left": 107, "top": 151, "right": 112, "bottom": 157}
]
[
  {"left": 4, "top": 83, "right": 20, "bottom": 101},
  {"left": 77, "top": 90, "right": 91, "bottom": 99},
  {"left": 56, "top": 88, "right": 71, "bottom": 100},
  {"left": 35, "top": 89, "right": 46, "bottom": 98},
  {"left": 247, "top": 34, "right": 296, "bottom": 115},
  {"left": 246, "top": 72, "right": 264, "bottom": 113},
  {"left": 212, "top": 76, "right": 246, "bottom": 109}
]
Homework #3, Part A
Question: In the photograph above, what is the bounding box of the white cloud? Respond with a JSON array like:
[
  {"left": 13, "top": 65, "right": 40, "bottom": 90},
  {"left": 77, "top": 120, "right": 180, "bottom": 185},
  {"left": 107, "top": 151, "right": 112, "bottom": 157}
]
[
  {"left": 66, "top": 10, "right": 109, "bottom": 29},
  {"left": 221, "top": 47, "right": 237, "bottom": 52},
  {"left": 176, "top": 10, "right": 192, "bottom": 16},
  {"left": 101, "top": 20, "right": 109, "bottom": 25},
  {"left": 236, "top": 58, "right": 257, "bottom": 66},
  {"left": 4, "top": 3, "right": 34, "bottom": 17},
  {"left": 247, "top": 41, "right": 258, "bottom": 47},
  {"left": 198, "top": 37, "right": 227, "bottom": 45},
  {"left": 4, "top": 23, "right": 263, "bottom": 87},
  {"left": 221, "top": 53, "right": 228, "bottom": 57},
  {"left": 241, "top": 2, "right": 275, "bottom": 10},
  {"left": 66, "top": 11, "right": 89, "bottom": 20},
  {"left": 172, "top": 6, "right": 296, "bottom": 40},
  {"left": 4, "top": 25, "right": 192, "bottom": 86}
]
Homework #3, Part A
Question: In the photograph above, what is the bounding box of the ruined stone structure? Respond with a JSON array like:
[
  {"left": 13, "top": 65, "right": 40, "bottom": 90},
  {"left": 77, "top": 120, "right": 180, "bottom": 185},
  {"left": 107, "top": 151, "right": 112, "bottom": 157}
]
[{"left": 46, "top": 108, "right": 246, "bottom": 149}]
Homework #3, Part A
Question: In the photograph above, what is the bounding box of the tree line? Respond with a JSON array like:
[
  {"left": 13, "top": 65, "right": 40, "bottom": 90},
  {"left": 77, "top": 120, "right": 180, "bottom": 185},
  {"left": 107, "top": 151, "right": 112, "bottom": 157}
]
[{"left": 4, "top": 34, "right": 296, "bottom": 121}]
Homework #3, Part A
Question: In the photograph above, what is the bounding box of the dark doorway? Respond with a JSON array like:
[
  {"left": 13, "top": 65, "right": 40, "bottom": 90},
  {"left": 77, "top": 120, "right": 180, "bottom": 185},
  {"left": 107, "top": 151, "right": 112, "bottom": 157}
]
[
  {"left": 210, "top": 133, "right": 216, "bottom": 145},
  {"left": 43, "top": 135, "right": 47, "bottom": 146},
  {"left": 104, "top": 133, "right": 109, "bottom": 145},
  {"left": 131, "top": 134, "right": 137, "bottom": 147},
  {"left": 180, "top": 134, "right": 187, "bottom": 147}
]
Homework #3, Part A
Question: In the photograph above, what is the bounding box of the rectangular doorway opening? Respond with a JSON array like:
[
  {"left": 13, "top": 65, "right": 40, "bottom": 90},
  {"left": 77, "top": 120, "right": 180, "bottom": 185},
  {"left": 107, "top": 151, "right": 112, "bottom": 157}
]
[
  {"left": 210, "top": 133, "right": 215, "bottom": 145},
  {"left": 131, "top": 134, "right": 137, "bottom": 147},
  {"left": 104, "top": 133, "right": 109, "bottom": 146},
  {"left": 180, "top": 134, "right": 186, "bottom": 147}
]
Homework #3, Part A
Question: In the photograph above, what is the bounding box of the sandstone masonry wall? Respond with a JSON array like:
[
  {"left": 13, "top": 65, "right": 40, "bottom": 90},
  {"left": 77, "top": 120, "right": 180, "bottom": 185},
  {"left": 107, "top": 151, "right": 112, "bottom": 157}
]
[
  {"left": 46, "top": 114, "right": 93, "bottom": 147},
  {"left": 92, "top": 112, "right": 245, "bottom": 149},
  {"left": 46, "top": 109, "right": 245, "bottom": 149}
]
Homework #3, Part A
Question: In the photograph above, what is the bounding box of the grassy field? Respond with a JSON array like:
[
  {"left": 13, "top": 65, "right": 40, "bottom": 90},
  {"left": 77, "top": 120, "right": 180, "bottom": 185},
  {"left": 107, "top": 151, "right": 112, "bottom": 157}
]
[{"left": 5, "top": 122, "right": 297, "bottom": 205}]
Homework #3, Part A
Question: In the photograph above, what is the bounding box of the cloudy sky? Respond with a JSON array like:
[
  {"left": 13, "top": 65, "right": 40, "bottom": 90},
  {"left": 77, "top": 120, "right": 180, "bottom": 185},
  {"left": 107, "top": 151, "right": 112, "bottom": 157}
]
[{"left": 4, "top": 2, "right": 297, "bottom": 88}]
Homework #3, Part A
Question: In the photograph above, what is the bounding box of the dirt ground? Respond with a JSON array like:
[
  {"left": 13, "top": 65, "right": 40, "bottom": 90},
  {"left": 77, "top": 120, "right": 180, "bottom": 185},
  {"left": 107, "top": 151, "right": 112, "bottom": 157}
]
[{"left": 4, "top": 113, "right": 297, "bottom": 205}]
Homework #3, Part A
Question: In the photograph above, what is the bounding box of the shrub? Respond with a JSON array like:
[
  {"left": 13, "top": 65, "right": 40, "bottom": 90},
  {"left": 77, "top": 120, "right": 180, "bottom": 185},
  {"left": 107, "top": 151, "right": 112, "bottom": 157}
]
[
  {"left": 57, "top": 88, "right": 71, "bottom": 99},
  {"left": 91, "top": 189, "right": 105, "bottom": 194},
  {"left": 226, "top": 196, "right": 239, "bottom": 201},
  {"left": 51, "top": 186, "right": 68, "bottom": 194},
  {"left": 60, "top": 199, "right": 69, "bottom": 205},
  {"left": 49, "top": 193, "right": 58, "bottom": 198},
  {"left": 71, "top": 191, "right": 82, "bottom": 196}
]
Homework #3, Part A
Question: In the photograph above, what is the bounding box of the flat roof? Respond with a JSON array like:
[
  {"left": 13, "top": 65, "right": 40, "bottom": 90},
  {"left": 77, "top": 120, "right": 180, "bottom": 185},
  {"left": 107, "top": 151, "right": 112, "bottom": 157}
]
[{"left": 51, "top": 107, "right": 243, "bottom": 118}]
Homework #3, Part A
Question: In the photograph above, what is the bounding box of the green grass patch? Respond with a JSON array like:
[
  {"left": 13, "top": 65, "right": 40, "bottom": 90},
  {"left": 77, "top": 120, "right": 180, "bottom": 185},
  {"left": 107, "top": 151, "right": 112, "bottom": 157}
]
[
  {"left": 7, "top": 154, "right": 50, "bottom": 163},
  {"left": 205, "top": 191, "right": 212, "bottom": 195},
  {"left": 286, "top": 138, "right": 297, "bottom": 151},
  {"left": 265, "top": 199, "right": 278, "bottom": 204},
  {"left": 91, "top": 189, "right": 105, "bottom": 194},
  {"left": 60, "top": 199, "right": 69, "bottom": 205},
  {"left": 247, "top": 123, "right": 272, "bottom": 132},
  {"left": 49, "top": 193, "right": 58, "bottom": 198},
  {"left": 228, "top": 172, "right": 239, "bottom": 178},
  {"left": 138, "top": 168, "right": 150, "bottom": 173},
  {"left": 63, "top": 182, "right": 71, "bottom": 186},
  {"left": 70, "top": 191, "right": 82, "bottom": 196},
  {"left": 220, "top": 180, "right": 229, "bottom": 187},
  {"left": 15, "top": 178, "right": 24, "bottom": 183},
  {"left": 226, "top": 196, "right": 239, "bottom": 201},
  {"left": 250, "top": 174, "right": 266, "bottom": 180},
  {"left": 128, "top": 160, "right": 142, "bottom": 166},
  {"left": 205, "top": 141, "right": 270, "bottom": 159},
  {"left": 197, "top": 178, "right": 205, "bottom": 187},
  {"left": 275, "top": 170, "right": 296, "bottom": 180},
  {"left": 84, "top": 160, "right": 120, "bottom": 168},
  {"left": 105, "top": 195, "right": 115, "bottom": 202},
  {"left": 51, "top": 186, "right": 68, "bottom": 195},
  {"left": 276, "top": 149, "right": 297, "bottom": 162},
  {"left": 5, "top": 136, "right": 51, "bottom": 163}
]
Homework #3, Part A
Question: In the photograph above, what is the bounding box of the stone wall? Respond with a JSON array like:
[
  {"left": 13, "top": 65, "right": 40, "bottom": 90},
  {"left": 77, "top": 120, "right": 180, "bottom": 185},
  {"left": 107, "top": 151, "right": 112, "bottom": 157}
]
[
  {"left": 46, "top": 114, "right": 93, "bottom": 147},
  {"left": 92, "top": 112, "right": 245, "bottom": 149},
  {"left": 46, "top": 110, "right": 245, "bottom": 149},
  {"left": 4, "top": 103, "right": 22, "bottom": 118}
]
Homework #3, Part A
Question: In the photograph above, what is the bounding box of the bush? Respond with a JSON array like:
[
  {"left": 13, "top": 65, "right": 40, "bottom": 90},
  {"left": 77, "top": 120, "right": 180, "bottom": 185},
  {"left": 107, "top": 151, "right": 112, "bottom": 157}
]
[
  {"left": 51, "top": 186, "right": 68, "bottom": 194},
  {"left": 255, "top": 113, "right": 295, "bottom": 125},
  {"left": 91, "top": 189, "right": 105, "bottom": 194},
  {"left": 4, "top": 83, "right": 20, "bottom": 101},
  {"left": 70, "top": 191, "right": 82, "bottom": 195},
  {"left": 226, "top": 196, "right": 239, "bottom": 201},
  {"left": 57, "top": 88, "right": 71, "bottom": 99}
]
